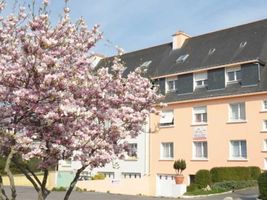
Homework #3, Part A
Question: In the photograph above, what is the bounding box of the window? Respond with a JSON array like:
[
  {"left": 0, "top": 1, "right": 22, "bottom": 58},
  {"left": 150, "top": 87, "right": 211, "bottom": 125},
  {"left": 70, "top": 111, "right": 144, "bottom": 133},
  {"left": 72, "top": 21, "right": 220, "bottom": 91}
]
[
  {"left": 226, "top": 67, "right": 241, "bottom": 83},
  {"left": 193, "top": 141, "right": 208, "bottom": 159},
  {"left": 160, "top": 110, "right": 174, "bottom": 126},
  {"left": 264, "top": 158, "right": 267, "bottom": 169},
  {"left": 166, "top": 77, "right": 177, "bottom": 92},
  {"left": 176, "top": 54, "right": 189, "bottom": 63},
  {"left": 263, "top": 139, "right": 267, "bottom": 151},
  {"left": 229, "top": 102, "right": 246, "bottom": 121},
  {"left": 160, "top": 142, "right": 174, "bottom": 159},
  {"left": 193, "top": 106, "right": 207, "bottom": 124},
  {"left": 194, "top": 72, "right": 207, "bottom": 89},
  {"left": 126, "top": 143, "right": 137, "bottom": 159},
  {"left": 98, "top": 172, "right": 114, "bottom": 179},
  {"left": 263, "top": 120, "right": 267, "bottom": 131},
  {"left": 230, "top": 140, "right": 247, "bottom": 160},
  {"left": 122, "top": 172, "right": 141, "bottom": 179},
  {"left": 263, "top": 100, "right": 267, "bottom": 111}
]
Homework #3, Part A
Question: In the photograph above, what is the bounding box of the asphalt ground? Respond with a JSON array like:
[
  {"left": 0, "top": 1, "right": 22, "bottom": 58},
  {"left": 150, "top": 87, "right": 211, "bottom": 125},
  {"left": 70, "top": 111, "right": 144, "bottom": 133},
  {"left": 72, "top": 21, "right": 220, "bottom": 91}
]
[{"left": 2, "top": 186, "right": 259, "bottom": 200}]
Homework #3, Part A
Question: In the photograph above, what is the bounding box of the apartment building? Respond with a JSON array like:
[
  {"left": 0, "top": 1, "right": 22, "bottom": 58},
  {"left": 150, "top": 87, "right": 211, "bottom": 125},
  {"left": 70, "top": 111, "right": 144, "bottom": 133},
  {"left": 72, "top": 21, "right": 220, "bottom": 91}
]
[{"left": 58, "top": 19, "right": 267, "bottom": 197}]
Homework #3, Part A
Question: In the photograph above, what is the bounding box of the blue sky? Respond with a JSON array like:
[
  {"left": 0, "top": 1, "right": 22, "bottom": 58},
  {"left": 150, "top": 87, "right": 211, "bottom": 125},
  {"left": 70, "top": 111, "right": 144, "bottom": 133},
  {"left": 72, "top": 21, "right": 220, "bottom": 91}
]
[{"left": 5, "top": 0, "right": 267, "bottom": 56}]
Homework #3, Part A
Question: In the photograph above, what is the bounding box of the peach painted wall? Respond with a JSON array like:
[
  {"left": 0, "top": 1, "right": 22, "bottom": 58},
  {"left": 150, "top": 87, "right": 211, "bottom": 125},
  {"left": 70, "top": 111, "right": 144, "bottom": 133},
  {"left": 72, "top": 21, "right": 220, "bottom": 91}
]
[{"left": 149, "top": 93, "right": 267, "bottom": 195}]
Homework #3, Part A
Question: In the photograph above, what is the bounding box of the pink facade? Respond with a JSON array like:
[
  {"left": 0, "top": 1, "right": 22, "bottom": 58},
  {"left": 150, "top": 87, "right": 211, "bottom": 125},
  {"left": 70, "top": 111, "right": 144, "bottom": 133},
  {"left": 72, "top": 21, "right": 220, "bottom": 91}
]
[{"left": 149, "top": 92, "right": 267, "bottom": 194}]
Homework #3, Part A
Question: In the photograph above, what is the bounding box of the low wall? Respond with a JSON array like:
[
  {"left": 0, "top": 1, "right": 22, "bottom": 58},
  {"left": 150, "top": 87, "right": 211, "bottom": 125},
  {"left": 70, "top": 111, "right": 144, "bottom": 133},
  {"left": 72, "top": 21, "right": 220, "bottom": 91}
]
[
  {"left": 76, "top": 176, "right": 151, "bottom": 196},
  {"left": 2, "top": 171, "right": 56, "bottom": 189}
]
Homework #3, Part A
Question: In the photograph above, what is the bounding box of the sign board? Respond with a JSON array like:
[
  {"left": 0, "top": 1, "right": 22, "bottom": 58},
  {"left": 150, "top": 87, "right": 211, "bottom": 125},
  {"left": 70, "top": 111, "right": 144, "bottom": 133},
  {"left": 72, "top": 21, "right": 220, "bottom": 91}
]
[{"left": 193, "top": 126, "right": 207, "bottom": 140}]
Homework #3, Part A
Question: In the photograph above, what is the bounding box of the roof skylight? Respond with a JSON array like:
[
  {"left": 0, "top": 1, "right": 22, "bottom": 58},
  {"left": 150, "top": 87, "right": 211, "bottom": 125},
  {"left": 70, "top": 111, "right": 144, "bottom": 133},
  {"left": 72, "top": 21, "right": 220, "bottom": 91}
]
[
  {"left": 176, "top": 54, "right": 189, "bottom": 63},
  {"left": 239, "top": 41, "right": 247, "bottom": 48},
  {"left": 140, "top": 60, "right": 152, "bottom": 68},
  {"left": 208, "top": 48, "right": 216, "bottom": 55}
]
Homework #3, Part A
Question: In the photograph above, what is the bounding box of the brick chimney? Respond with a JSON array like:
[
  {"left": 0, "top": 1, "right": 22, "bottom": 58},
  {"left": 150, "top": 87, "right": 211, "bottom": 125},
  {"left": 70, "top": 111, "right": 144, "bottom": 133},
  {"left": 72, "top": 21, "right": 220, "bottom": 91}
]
[{"left": 172, "top": 31, "right": 190, "bottom": 50}]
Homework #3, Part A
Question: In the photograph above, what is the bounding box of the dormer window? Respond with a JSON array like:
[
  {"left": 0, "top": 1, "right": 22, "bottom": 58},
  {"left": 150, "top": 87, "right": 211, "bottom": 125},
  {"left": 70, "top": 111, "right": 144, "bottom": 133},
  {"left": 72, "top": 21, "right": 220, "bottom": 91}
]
[
  {"left": 194, "top": 72, "right": 207, "bottom": 89},
  {"left": 176, "top": 54, "right": 189, "bottom": 63},
  {"left": 226, "top": 67, "right": 241, "bottom": 84},
  {"left": 166, "top": 77, "right": 177, "bottom": 92}
]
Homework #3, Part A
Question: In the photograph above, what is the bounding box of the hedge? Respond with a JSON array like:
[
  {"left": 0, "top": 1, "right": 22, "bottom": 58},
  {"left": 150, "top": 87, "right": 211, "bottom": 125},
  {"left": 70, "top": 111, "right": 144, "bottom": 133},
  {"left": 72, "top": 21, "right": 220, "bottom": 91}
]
[
  {"left": 258, "top": 172, "right": 267, "bottom": 199},
  {"left": 210, "top": 166, "right": 260, "bottom": 183},
  {"left": 195, "top": 169, "right": 211, "bottom": 188}
]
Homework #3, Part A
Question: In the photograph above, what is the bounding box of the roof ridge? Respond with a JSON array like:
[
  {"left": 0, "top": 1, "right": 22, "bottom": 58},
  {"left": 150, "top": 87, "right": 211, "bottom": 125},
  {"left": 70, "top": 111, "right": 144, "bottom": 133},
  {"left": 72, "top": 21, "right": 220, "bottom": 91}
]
[{"left": 190, "top": 18, "right": 267, "bottom": 39}]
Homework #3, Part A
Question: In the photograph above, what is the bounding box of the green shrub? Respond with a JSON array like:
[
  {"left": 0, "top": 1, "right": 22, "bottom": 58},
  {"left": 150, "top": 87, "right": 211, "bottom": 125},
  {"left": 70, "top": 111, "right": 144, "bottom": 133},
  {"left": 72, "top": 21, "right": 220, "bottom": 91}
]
[
  {"left": 187, "top": 183, "right": 198, "bottom": 192},
  {"left": 52, "top": 187, "right": 66, "bottom": 191},
  {"left": 210, "top": 167, "right": 259, "bottom": 183},
  {"left": 258, "top": 172, "right": 267, "bottom": 199},
  {"left": 91, "top": 173, "right": 105, "bottom": 180},
  {"left": 249, "top": 166, "right": 261, "bottom": 180},
  {"left": 212, "top": 180, "right": 257, "bottom": 191},
  {"left": 195, "top": 170, "right": 211, "bottom": 188}
]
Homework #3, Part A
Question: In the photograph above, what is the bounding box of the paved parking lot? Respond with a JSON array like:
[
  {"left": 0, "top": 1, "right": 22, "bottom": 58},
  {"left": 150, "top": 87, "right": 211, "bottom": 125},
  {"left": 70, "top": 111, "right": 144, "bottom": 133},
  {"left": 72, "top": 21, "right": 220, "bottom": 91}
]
[{"left": 4, "top": 186, "right": 259, "bottom": 200}]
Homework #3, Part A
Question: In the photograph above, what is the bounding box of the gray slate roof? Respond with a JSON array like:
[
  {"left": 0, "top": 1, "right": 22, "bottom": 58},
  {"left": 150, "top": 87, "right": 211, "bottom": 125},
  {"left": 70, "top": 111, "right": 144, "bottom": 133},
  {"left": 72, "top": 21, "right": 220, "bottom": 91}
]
[{"left": 97, "top": 19, "right": 267, "bottom": 103}]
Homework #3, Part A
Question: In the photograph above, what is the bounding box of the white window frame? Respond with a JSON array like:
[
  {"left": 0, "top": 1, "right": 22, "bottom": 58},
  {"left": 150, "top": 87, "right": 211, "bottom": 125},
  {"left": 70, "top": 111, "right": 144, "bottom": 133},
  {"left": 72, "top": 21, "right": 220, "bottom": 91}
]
[
  {"left": 264, "top": 158, "right": 267, "bottom": 170},
  {"left": 160, "top": 142, "right": 174, "bottom": 160},
  {"left": 165, "top": 77, "right": 177, "bottom": 92},
  {"left": 160, "top": 110, "right": 174, "bottom": 127},
  {"left": 194, "top": 72, "right": 208, "bottom": 89},
  {"left": 229, "top": 140, "right": 247, "bottom": 160},
  {"left": 192, "top": 141, "right": 208, "bottom": 160},
  {"left": 263, "top": 139, "right": 267, "bottom": 151},
  {"left": 229, "top": 102, "right": 246, "bottom": 122},
  {"left": 263, "top": 120, "right": 267, "bottom": 131},
  {"left": 225, "top": 67, "right": 241, "bottom": 84},
  {"left": 193, "top": 106, "right": 207, "bottom": 124},
  {"left": 126, "top": 143, "right": 138, "bottom": 160},
  {"left": 262, "top": 100, "right": 267, "bottom": 111}
]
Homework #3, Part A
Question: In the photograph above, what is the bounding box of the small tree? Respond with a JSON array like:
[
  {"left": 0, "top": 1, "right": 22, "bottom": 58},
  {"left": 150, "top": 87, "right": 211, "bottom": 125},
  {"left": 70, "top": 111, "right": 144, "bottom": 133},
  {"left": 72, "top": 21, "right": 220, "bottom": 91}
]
[
  {"left": 173, "top": 159, "right": 186, "bottom": 175},
  {"left": 0, "top": 0, "right": 161, "bottom": 200}
]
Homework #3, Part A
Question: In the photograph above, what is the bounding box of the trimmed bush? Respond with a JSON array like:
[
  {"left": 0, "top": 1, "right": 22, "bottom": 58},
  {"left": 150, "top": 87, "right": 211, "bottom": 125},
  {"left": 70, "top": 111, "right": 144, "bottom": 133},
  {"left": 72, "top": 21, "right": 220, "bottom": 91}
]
[
  {"left": 186, "top": 183, "right": 198, "bottom": 192},
  {"left": 249, "top": 166, "right": 261, "bottom": 180},
  {"left": 258, "top": 172, "right": 267, "bottom": 199},
  {"left": 195, "top": 170, "right": 211, "bottom": 188},
  {"left": 210, "top": 166, "right": 259, "bottom": 183}
]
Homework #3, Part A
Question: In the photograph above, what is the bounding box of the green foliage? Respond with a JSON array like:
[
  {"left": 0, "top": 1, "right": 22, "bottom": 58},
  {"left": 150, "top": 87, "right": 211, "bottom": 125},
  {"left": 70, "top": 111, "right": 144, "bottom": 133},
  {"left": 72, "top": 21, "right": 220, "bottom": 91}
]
[
  {"left": 195, "top": 169, "right": 211, "bottom": 189},
  {"left": 212, "top": 180, "right": 257, "bottom": 191},
  {"left": 91, "top": 173, "right": 105, "bottom": 180},
  {"left": 0, "top": 156, "right": 41, "bottom": 175},
  {"left": 52, "top": 187, "right": 66, "bottom": 191},
  {"left": 75, "top": 187, "right": 86, "bottom": 192},
  {"left": 173, "top": 159, "right": 186, "bottom": 174},
  {"left": 258, "top": 172, "right": 267, "bottom": 199},
  {"left": 249, "top": 166, "right": 261, "bottom": 180},
  {"left": 185, "top": 188, "right": 226, "bottom": 196},
  {"left": 186, "top": 183, "right": 199, "bottom": 192},
  {"left": 210, "top": 166, "right": 259, "bottom": 183}
]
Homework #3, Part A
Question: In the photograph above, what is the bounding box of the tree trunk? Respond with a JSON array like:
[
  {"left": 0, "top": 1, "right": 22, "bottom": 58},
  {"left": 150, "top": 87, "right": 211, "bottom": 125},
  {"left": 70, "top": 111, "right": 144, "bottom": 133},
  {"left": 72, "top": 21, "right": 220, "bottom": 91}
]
[
  {"left": 63, "top": 166, "right": 87, "bottom": 200},
  {"left": 11, "top": 158, "right": 50, "bottom": 200},
  {"left": 4, "top": 148, "right": 16, "bottom": 200},
  {"left": 0, "top": 175, "right": 8, "bottom": 200}
]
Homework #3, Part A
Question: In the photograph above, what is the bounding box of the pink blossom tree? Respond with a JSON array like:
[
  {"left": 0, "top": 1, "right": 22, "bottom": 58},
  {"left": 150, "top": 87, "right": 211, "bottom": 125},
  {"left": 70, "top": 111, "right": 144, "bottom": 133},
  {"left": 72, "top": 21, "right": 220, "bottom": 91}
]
[{"left": 0, "top": 0, "right": 160, "bottom": 200}]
